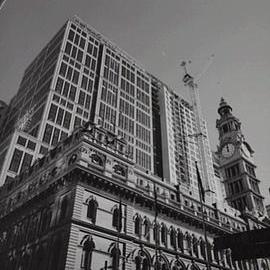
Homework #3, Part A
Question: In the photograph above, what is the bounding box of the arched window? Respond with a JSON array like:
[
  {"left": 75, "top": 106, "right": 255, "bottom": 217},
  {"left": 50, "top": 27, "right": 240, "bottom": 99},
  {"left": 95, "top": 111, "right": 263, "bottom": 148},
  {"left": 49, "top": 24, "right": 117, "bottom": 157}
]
[
  {"left": 192, "top": 235, "right": 199, "bottom": 257},
  {"left": 49, "top": 236, "right": 62, "bottom": 270},
  {"left": 112, "top": 206, "right": 122, "bottom": 232},
  {"left": 213, "top": 245, "right": 219, "bottom": 263},
  {"left": 81, "top": 235, "right": 95, "bottom": 270},
  {"left": 134, "top": 214, "right": 142, "bottom": 236},
  {"left": 190, "top": 263, "right": 201, "bottom": 270},
  {"left": 153, "top": 254, "right": 169, "bottom": 270},
  {"left": 110, "top": 245, "right": 121, "bottom": 270},
  {"left": 207, "top": 242, "right": 213, "bottom": 262},
  {"left": 153, "top": 222, "right": 160, "bottom": 245},
  {"left": 261, "top": 260, "right": 269, "bottom": 270},
  {"left": 185, "top": 233, "right": 192, "bottom": 255},
  {"left": 171, "top": 259, "right": 186, "bottom": 270},
  {"left": 170, "top": 227, "right": 177, "bottom": 249},
  {"left": 134, "top": 249, "right": 151, "bottom": 270},
  {"left": 86, "top": 197, "right": 98, "bottom": 224},
  {"left": 143, "top": 218, "right": 150, "bottom": 240},
  {"left": 161, "top": 223, "right": 167, "bottom": 246},
  {"left": 199, "top": 238, "right": 206, "bottom": 259},
  {"left": 30, "top": 244, "right": 47, "bottom": 270},
  {"left": 60, "top": 196, "right": 68, "bottom": 220},
  {"left": 225, "top": 249, "right": 232, "bottom": 267},
  {"left": 177, "top": 230, "right": 184, "bottom": 252}
]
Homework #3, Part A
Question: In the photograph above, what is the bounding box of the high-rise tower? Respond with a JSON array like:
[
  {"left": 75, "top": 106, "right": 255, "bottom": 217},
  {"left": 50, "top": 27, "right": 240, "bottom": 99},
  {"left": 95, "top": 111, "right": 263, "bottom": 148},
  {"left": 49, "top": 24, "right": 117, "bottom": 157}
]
[
  {"left": 0, "top": 16, "right": 154, "bottom": 185},
  {"left": 216, "top": 98, "right": 264, "bottom": 217}
]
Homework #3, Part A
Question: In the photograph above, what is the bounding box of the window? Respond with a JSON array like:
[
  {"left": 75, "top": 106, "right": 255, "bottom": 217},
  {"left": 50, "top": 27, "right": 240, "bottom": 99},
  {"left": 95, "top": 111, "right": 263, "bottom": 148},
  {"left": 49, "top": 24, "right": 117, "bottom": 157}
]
[
  {"left": 27, "top": 140, "right": 36, "bottom": 151},
  {"left": 81, "top": 235, "right": 95, "bottom": 270},
  {"left": 153, "top": 223, "right": 160, "bottom": 245},
  {"left": 112, "top": 206, "right": 122, "bottom": 232},
  {"left": 20, "top": 153, "right": 33, "bottom": 173},
  {"left": 9, "top": 148, "right": 23, "bottom": 173},
  {"left": 60, "top": 196, "right": 68, "bottom": 220},
  {"left": 55, "top": 77, "right": 64, "bottom": 93},
  {"left": 51, "top": 128, "right": 60, "bottom": 146},
  {"left": 134, "top": 250, "right": 150, "bottom": 270},
  {"left": 185, "top": 233, "right": 192, "bottom": 255},
  {"left": 86, "top": 197, "right": 98, "bottom": 224},
  {"left": 48, "top": 104, "right": 58, "bottom": 122},
  {"left": 110, "top": 245, "right": 121, "bottom": 270},
  {"left": 192, "top": 235, "right": 199, "bottom": 257},
  {"left": 63, "top": 111, "right": 72, "bottom": 129},
  {"left": 69, "top": 85, "right": 77, "bottom": 101},
  {"left": 199, "top": 238, "right": 206, "bottom": 259},
  {"left": 170, "top": 227, "right": 177, "bottom": 249},
  {"left": 161, "top": 223, "right": 167, "bottom": 246},
  {"left": 56, "top": 108, "right": 64, "bottom": 125},
  {"left": 172, "top": 260, "right": 186, "bottom": 270},
  {"left": 59, "top": 62, "right": 67, "bottom": 77},
  {"left": 143, "top": 218, "right": 150, "bottom": 240},
  {"left": 134, "top": 214, "right": 142, "bottom": 236},
  {"left": 49, "top": 236, "right": 62, "bottom": 270},
  {"left": 17, "top": 136, "right": 27, "bottom": 146}
]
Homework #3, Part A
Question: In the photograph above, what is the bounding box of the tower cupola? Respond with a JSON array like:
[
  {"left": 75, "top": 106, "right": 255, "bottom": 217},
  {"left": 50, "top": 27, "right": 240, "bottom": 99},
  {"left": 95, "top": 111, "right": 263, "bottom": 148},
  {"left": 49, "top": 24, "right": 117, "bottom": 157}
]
[{"left": 218, "top": 97, "right": 232, "bottom": 117}]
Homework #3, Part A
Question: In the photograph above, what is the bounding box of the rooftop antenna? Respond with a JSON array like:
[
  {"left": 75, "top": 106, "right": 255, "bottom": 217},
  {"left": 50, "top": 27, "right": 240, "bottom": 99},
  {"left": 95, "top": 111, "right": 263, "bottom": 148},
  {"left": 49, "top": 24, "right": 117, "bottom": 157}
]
[{"left": 180, "top": 55, "right": 215, "bottom": 195}]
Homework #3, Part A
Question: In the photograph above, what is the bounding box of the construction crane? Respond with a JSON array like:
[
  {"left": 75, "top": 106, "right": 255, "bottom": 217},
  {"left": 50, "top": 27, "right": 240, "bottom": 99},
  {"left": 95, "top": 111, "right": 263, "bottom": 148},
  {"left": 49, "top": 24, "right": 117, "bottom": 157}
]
[{"left": 181, "top": 55, "right": 214, "bottom": 196}]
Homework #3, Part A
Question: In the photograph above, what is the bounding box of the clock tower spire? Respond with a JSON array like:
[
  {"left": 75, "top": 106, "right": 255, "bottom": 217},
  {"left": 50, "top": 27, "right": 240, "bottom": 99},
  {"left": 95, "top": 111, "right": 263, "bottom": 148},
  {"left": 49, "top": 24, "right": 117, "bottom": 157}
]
[{"left": 216, "top": 98, "right": 264, "bottom": 218}]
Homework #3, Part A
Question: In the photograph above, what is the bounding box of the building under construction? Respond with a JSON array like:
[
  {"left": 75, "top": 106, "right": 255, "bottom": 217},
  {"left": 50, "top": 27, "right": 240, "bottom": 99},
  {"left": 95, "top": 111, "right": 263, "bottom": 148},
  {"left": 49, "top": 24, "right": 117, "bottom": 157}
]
[{"left": 0, "top": 16, "right": 269, "bottom": 270}]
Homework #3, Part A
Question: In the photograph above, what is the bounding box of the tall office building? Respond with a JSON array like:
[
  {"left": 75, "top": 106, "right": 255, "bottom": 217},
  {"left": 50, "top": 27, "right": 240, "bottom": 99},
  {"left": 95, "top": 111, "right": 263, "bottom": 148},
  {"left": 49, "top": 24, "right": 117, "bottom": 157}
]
[
  {"left": 158, "top": 83, "right": 216, "bottom": 203},
  {"left": 0, "top": 16, "right": 269, "bottom": 270},
  {"left": 0, "top": 16, "right": 154, "bottom": 185}
]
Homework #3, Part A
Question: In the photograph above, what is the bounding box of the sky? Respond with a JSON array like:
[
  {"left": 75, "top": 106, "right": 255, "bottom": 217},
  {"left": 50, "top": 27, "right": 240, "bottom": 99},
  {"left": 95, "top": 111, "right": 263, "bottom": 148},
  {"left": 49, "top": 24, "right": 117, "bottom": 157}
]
[{"left": 0, "top": 0, "right": 269, "bottom": 203}]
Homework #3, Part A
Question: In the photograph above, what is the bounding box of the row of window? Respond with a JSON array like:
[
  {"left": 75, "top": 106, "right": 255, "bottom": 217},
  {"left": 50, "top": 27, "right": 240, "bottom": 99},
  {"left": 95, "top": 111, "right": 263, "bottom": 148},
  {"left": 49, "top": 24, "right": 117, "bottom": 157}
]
[
  {"left": 9, "top": 149, "right": 33, "bottom": 174},
  {"left": 101, "top": 81, "right": 118, "bottom": 108},
  {"left": 136, "top": 149, "right": 151, "bottom": 170},
  {"left": 48, "top": 103, "right": 72, "bottom": 130},
  {"left": 227, "top": 179, "right": 244, "bottom": 195},
  {"left": 43, "top": 123, "right": 68, "bottom": 146},
  {"left": 136, "top": 124, "right": 151, "bottom": 143},
  {"left": 225, "top": 163, "right": 240, "bottom": 178}
]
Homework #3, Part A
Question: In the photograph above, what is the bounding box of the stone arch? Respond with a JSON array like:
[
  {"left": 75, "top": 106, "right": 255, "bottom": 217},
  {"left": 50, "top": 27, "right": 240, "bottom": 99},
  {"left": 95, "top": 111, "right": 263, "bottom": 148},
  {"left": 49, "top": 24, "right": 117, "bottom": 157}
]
[
  {"left": 170, "top": 258, "right": 187, "bottom": 270},
  {"left": 132, "top": 248, "right": 151, "bottom": 270},
  {"left": 152, "top": 253, "right": 170, "bottom": 270}
]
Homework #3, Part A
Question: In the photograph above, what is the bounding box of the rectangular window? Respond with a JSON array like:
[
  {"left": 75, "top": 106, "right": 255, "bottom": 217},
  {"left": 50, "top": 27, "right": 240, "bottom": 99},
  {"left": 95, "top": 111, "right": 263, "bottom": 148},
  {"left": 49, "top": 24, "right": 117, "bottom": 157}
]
[
  {"left": 65, "top": 42, "right": 72, "bottom": 55},
  {"left": 77, "top": 50, "right": 83, "bottom": 62},
  {"left": 55, "top": 77, "right": 64, "bottom": 93},
  {"left": 20, "top": 153, "right": 33, "bottom": 173},
  {"left": 63, "top": 111, "right": 72, "bottom": 129},
  {"left": 69, "top": 85, "right": 76, "bottom": 101},
  {"left": 17, "top": 136, "right": 27, "bottom": 146},
  {"left": 66, "top": 67, "right": 73, "bottom": 81},
  {"left": 56, "top": 108, "right": 64, "bottom": 125},
  {"left": 72, "top": 70, "right": 79, "bottom": 84},
  {"left": 59, "top": 62, "right": 67, "bottom": 77},
  {"left": 81, "top": 75, "right": 88, "bottom": 90},
  {"left": 27, "top": 141, "right": 36, "bottom": 151},
  {"left": 52, "top": 128, "right": 60, "bottom": 146},
  {"left": 60, "top": 131, "right": 68, "bottom": 141},
  {"left": 48, "top": 104, "right": 58, "bottom": 122},
  {"left": 9, "top": 149, "right": 23, "bottom": 173},
  {"left": 74, "top": 116, "right": 81, "bottom": 128},
  {"left": 78, "top": 91, "right": 85, "bottom": 106},
  {"left": 68, "top": 30, "right": 75, "bottom": 42},
  {"left": 43, "top": 124, "right": 53, "bottom": 144},
  {"left": 62, "top": 81, "right": 70, "bottom": 97}
]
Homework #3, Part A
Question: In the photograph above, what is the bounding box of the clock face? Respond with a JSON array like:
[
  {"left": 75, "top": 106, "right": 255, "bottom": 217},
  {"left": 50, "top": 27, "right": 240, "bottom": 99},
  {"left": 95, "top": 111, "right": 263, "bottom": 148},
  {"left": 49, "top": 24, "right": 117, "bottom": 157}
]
[{"left": 221, "top": 143, "right": 235, "bottom": 158}]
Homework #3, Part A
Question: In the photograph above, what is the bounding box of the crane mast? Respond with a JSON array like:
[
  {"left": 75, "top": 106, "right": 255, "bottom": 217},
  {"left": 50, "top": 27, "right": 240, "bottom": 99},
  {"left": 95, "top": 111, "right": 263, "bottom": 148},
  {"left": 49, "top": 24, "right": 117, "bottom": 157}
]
[{"left": 182, "top": 65, "right": 213, "bottom": 195}]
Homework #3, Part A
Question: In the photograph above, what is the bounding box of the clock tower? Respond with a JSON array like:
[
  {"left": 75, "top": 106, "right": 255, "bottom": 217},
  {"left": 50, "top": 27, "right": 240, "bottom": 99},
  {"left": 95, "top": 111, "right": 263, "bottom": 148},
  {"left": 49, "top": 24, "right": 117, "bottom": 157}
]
[{"left": 216, "top": 98, "right": 264, "bottom": 217}]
